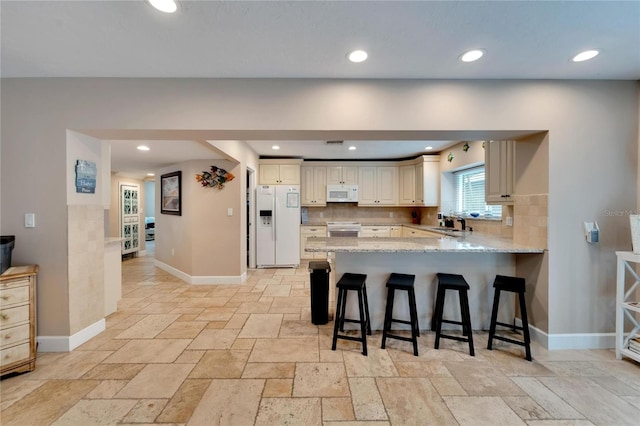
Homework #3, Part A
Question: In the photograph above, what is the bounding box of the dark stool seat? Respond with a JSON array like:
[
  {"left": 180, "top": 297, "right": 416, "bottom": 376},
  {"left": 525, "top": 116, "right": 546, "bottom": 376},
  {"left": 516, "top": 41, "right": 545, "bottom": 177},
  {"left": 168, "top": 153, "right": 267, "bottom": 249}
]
[
  {"left": 381, "top": 273, "right": 419, "bottom": 356},
  {"left": 331, "top": 273, "right": 371, "bottom": 355},
  {"left": 432, "top": 273, "right": 475, "bottom": 356},
  {"left": 487, "top": 275, "right": 532, "bottom": 361}
]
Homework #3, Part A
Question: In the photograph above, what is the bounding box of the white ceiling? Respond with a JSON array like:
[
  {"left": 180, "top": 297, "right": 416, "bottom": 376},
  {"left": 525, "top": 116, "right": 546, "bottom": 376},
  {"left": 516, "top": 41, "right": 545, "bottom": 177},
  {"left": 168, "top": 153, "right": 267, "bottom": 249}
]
[{"left": 4, "top": 1, "right": 639, "bottom": 177}]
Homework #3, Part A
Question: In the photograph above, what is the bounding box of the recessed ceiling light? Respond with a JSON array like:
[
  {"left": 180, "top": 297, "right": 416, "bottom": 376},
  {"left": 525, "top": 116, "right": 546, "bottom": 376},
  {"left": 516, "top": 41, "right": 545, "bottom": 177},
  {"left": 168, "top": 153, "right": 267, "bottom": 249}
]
[
  {"left": 424, "top": 146, "right": 433, "bottom": 151},
  {"left": 272, "top": 145, "right": 280, "bottom": 150},
  {"left": 572, "top": 49, "right": 599, "bottom": 62},
  {"left": 348, "top": 146, "right": 357, "bottom": 151},
  {"left": 137, "top": 145, "right": 150, "bottom": 151},
  {"left": 147, "top": 0, "right": 178, "bottom": 13},
  {"left": 347, "top": 50, "right": 368, "bottom": 63},
  {"left": 147, "top": 173, "right": 155, "bottom": 177},
  {"left": 460, "top": 49, "right": 485, "bottom": 62}
]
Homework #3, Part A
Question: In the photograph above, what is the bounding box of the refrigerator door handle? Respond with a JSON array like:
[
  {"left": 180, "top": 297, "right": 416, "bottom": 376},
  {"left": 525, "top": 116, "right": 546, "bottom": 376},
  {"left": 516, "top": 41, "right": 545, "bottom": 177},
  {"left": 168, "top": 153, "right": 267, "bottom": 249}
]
[{"left": 273, "top": 198, "right": 277, "bottom": 241}]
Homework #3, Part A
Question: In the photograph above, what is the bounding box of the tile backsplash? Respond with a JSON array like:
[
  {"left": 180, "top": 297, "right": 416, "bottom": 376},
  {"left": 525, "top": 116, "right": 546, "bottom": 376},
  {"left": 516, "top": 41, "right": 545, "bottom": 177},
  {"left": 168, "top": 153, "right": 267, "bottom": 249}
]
[
  {"left": 304, "top": 205, "right": 438, "bottom": 225},
  {"left": 513, "top": 194, "right": 548, "bottom": 249}
]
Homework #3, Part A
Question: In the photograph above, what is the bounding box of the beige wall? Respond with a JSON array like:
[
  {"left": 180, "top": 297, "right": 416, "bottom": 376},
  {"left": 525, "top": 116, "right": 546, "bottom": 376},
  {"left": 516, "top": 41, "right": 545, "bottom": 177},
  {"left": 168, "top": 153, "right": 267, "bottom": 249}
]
[{"left": 1, "top": 78, "right": 637, "bottom": 343}]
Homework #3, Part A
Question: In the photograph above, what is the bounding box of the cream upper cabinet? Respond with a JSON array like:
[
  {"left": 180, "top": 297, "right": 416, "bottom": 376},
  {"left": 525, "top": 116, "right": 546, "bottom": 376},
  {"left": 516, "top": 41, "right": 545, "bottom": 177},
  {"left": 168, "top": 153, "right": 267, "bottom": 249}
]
[
  {"left": 416, "top": 157, "right": 440, "bottom": 206},
  {"left": 358, "top": 166, "right": 398, "bottom": 205},
  {"left": 326, "top": 166, "right": 358, "bottom": 185},
  {"left": 399, "top": 165, "right": 416, "bottom": 205},
  {"left": 259, "top": 163, "right": 301, "bottom": 185},
  {"left": 301, "top": 166, "right": 326, "bottom": 206},
  {"left": 485, "top": 140, "right": 515, "bottom": 204}
]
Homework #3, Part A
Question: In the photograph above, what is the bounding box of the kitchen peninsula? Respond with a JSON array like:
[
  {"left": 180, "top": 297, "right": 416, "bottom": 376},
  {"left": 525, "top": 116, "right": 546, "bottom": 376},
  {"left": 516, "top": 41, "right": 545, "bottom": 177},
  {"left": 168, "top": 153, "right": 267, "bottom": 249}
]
[{"left": 305, "top": 232, "right": 544, "bottom": 331}]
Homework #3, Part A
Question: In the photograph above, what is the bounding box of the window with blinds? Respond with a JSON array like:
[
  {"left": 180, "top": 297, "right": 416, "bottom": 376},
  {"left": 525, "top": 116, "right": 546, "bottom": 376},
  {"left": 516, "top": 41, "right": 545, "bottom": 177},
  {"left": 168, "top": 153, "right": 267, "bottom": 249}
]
[{"left": 454, "top": 166, "right": 502, "bottom": 217}]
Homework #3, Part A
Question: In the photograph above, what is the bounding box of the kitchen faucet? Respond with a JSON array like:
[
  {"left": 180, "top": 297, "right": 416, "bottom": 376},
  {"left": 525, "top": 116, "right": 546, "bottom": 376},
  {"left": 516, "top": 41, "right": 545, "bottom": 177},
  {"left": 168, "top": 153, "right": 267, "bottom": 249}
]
[{"left": 457, "top": 217, "right": 466, "bottom": 231}]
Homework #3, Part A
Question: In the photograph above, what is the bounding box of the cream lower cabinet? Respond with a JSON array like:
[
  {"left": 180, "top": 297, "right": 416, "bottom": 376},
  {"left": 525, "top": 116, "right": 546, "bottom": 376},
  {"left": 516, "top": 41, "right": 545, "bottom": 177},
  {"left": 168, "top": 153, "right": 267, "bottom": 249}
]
[
  {"left": 360, "top": 226, "right": 391, "bottom": 238},
  {"left": 389, "top": 226, "right": 403, "bottom": 237},
  {"left": 300, "top": 226, "right": 327, "bottom": 259},
  {"left": 1, "top": 265, "right": 38, "bottom": 377}
]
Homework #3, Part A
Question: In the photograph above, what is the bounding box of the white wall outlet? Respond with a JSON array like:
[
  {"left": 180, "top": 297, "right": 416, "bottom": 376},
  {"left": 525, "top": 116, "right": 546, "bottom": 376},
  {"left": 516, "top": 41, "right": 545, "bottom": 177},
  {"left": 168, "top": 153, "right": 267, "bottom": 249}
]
[
  {"left": 24, "top": 213, "right": 35, "bottom": 228},
  {"left": 171, "top": 248, "right": 175, "bottom": 256},
  {"left": 506, "top": 216, "right": 513, "bottom": 226},
  {"left": 227, "top": 208, "right": 233, "bottom": 216},
  {"left": 389, "top": 212, "right": 394, "bottom": 218},
  {"left": 319, "top": 212, "right": 324, "bottom": 218}
]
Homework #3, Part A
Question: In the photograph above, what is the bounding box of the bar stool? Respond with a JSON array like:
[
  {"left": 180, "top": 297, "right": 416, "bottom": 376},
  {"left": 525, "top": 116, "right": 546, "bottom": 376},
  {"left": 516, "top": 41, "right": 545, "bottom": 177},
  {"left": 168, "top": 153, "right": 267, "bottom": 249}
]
[
  {"left": 433, "top": 273, "right": 475, "bottom": 356},
  {"left": 487, "top": 275, "right": 532, "bottom": 361},
  {"left": 381, "top": 273, "right": 419, "bottom": 356},
  {"left": 331, "top": 273, "right": 371, "bottom": 355}
]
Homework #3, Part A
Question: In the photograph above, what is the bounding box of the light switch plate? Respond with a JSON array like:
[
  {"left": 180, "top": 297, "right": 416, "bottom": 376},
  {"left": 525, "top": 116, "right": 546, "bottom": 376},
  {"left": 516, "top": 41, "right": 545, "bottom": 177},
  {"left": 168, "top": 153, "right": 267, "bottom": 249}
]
[
  {"left": 227, "top": 208, "right": 233, "bottom": 217},
  {"left": 25, "top": 213, "right": 35, "bottom": 228},
  {"left": 506, "top": 216, "right": 513, "bottom": 226}
]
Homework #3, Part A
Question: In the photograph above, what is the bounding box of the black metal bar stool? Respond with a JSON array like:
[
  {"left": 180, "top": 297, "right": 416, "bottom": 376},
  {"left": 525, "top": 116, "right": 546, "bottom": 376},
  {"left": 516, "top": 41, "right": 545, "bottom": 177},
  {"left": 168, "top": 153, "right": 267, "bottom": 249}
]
[
  {"left": 331, "top": 272, "right": 371, "bottom": 355},
  {"left": 433, "top": 273, "right": 475, "bottom": 356},
  {"left": 381, "top": 273, "right": 419, "bottom": 356},
  {"left": 487, "top": 275, "right": 532, "bottom": 361}
]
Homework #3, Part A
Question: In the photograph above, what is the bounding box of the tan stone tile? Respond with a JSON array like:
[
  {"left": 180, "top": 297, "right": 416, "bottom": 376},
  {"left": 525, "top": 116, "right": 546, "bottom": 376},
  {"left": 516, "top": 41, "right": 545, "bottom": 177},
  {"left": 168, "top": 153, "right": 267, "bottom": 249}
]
[
  {"left": 394, "top": 361, "right": 452, "bottom": 378},
  {"left": 255, "top": 397, "right": 322, "bottom": 426},
  {"left": 263, "top": 284, "right": 292, "bottom": 297},
  {"left": 104, "top": 339, "right": 191, "bottom": 363},
  {"left": 343, "top": 349, "right": 398, "bottom": 377},
  {"left": 224, "top": 312, "right": 250, "bottom": 329},
  {"left": 248, "top": 337, "right": 319, "bottom": 363},
  {"left": 444, "top": 361, "right": 526, "bottom": 396},
  {"left": 188, "top": 328, "right": 240, "bottom": 350},
  {"left": 322, "top": 397, "right": 356, "bottom": 421},
  {"left": 51, "top": 399, "right": 139, "bottom": 426},
  {"left": 82, "top": 363, "right": 146, "bottom": 380},
  {"left": 115, "top": 313, "right": 180, "bottom": 339},
  {"left": 237, "top": 313, "right": 283, "bottom": 338},
  {"left": 205, "top": 321, "right": 228, "bottom": 329},
  {"left": 0, "top": 380, "right": 99, "bottom": 425},
  {"left": 320, "top": 348, "right": 344, "bottom": 363},
  {"left": 116, "top": 363, "right": 195, "bottom": 399},
  {"left": 189, "top": 350, "right": 250, "bottom": 379},
  {"left": 444, "top": 396, "right": 526, "bottom": 425},
  {"left": 511, "top": 377, "right": 585, "bottom": 419},
  {"left": 231, "top": 338, "right": 256, "bottom": 350},
  {"left": 525, "top": 421, "right": 596, "bottom": 426},
  {"left": 25, "top": 350, "right": 113, "bottom": 380},
  {"left": 502, "top": 396, "right": 552, "bottom": 420},
  {"left": 229, "top": 292, "right": 263, "bottom": 303},
  {"left": 188, "top": 379, "right": 264, "bottom": 425},
  {"left": 157, "top": 379, "right": 211, "bottom": 424},
  {"left": 175, "top": 350, "right": 206, "bottom": 364},
  {"left": 156, "top": 320, "right": 207, "bottom": 339},
  {"left": 180, "top": 297, "right": 232, "bottom": 308},
  {"left": 284, "top": 313, "right": 301, "bottom": 321},
  {"left": 324, "top": 422, "right": 391, "bottom": 426},
  {"left": 538, "top": 376, "right": 640, "bottom": 425},
  {"left": 138, "top": 302, "right": 181, "bottom": 314},
  {"left": 293, "top": 362, "right": 349, "bottom": 397},
  {"left": 0, "top": 378, "right": 46, "bottom": 410},
  {"left": 121, "top": 399, "right": 168, "bottom": 423},
  {"left": 263, "top": 378, "right": 293, "bottom": 397},
  {"left": 279, "top": 320, "right": 319, "bottom": 337},
  {"left": 195, "top": 306, "right": 237, "bottom": 321},
  {"left": 242, "top": 362, "right": 296, "bottom": 378},
  {"left": 349, "top": 377, "right": 387, "bottom": 421},
  {"left": 236, "top": 301, "right": 272, "bottom": 314},
  {"left": 430, "top": 377, "right": 468, "bottom": 396},
  {"left": 85, "top": 380, "right": 128, "bottom": 398}
]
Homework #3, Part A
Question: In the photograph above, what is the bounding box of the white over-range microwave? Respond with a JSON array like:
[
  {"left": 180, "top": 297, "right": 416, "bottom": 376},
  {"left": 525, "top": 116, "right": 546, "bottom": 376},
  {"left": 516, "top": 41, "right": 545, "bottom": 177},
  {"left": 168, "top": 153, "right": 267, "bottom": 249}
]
[{"left": 326, "top": 185, "right": 358, "bottom": 203}]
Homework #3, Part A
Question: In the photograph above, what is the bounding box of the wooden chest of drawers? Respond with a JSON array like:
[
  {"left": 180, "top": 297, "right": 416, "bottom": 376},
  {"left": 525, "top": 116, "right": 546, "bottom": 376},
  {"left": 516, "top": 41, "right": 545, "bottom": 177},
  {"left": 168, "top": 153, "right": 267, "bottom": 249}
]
[{"left": 1, "top": 265, "right": 38, "bottom": 376}]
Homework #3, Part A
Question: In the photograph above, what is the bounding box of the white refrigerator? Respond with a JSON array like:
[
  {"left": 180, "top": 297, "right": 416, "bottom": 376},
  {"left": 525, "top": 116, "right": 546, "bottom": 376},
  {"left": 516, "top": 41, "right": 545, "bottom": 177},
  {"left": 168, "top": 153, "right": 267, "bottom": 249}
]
[{"left": 256, "top": 185, "right": 301, "bottom": 268}]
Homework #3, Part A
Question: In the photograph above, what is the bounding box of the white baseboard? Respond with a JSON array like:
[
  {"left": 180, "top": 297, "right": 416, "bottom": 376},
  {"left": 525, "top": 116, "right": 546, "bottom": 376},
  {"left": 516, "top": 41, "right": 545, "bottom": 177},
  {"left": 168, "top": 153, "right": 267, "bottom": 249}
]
[
  {"left": 37, "top": 319, "right": 106, "bottom": 352},
  {"left": 154, "top": 259, "right": 247, "bottom": 285},
  {"left": 515, "top": 318, "right": 615, "bottom": 350}
]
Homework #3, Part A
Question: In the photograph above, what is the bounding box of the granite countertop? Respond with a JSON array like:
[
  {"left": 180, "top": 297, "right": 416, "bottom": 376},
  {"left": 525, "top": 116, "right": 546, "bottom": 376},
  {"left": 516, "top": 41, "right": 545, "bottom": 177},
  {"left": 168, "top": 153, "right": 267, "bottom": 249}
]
[{"left": 305, "top": 234, "right": 544, "bottom": 254}]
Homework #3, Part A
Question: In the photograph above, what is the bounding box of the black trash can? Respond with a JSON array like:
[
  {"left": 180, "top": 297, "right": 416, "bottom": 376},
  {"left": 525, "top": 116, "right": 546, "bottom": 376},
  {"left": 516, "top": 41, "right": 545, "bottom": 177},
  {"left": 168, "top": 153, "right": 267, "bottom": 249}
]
[
  {"left": 308, "top": 260, "right": 331, "bottom": 325},
  {"left": 1, "top": 235, "right": 15, "bottom": 275}
]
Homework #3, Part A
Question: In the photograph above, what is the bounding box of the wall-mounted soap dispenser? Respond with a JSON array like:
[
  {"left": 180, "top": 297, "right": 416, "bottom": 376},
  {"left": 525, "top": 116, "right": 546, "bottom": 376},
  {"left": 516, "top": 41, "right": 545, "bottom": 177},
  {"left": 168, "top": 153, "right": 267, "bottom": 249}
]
[{"left": 584, "top": 222, "right": 599, "bottom": 243}]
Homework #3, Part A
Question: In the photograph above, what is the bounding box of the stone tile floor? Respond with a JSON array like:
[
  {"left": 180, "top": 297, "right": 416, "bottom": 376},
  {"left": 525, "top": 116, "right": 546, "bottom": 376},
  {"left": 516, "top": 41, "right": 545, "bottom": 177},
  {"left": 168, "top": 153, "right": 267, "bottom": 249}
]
[{"left": 1, "top": 250, "right": 639, "bottom": 425}]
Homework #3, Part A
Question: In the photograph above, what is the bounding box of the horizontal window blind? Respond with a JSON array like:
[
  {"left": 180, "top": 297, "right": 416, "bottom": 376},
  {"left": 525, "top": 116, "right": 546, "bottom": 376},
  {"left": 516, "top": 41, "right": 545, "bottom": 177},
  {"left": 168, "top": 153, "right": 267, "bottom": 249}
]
[{"left": 454, "top": 166, "right": 502, "bottom": 217}]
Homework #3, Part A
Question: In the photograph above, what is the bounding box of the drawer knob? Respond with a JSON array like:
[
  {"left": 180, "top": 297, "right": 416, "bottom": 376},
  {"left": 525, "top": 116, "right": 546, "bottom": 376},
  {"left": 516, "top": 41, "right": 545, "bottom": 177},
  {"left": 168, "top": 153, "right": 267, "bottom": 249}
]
[
  {"left": 4, "top": 334, "right": 10, "bottom": 339},
  {"left": 1, "top": 314, "right": 9, "bottom": 320},
  {"left": 1, "top": 295, "right": 8, "bottom": 300}
]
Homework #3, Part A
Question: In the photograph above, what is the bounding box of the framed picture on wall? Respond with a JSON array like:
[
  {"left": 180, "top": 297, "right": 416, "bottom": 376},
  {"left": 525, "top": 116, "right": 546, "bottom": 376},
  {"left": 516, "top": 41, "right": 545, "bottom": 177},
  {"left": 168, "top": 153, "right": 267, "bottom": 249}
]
[{"left": 161, "top": 171, "right": 181, "bottom": 216}]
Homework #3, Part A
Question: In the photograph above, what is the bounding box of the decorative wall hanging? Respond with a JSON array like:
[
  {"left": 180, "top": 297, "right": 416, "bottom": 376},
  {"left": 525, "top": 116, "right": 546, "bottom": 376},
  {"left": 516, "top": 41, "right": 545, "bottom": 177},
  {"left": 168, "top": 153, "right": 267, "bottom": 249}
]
[
  {"left": 161, "top": 171, "right": 182, "bottom": 216},
  {"left": 447, "top": 152, "right": 454, "bottom": 162},
  {"left": 462, "top": 142, "right": 470, "bottom": 152},
  {"left": 196, "top": 165, "right": 235, "bottom": 189},
  {"left": 75, "top": 159, "right": 97, "bottom": 193}
]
